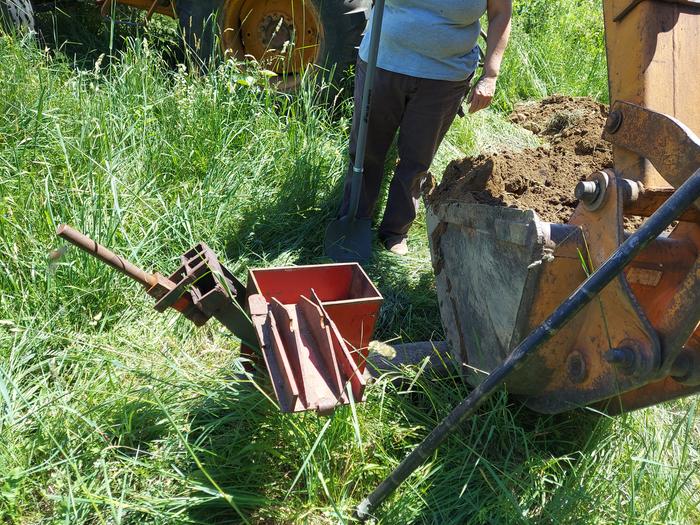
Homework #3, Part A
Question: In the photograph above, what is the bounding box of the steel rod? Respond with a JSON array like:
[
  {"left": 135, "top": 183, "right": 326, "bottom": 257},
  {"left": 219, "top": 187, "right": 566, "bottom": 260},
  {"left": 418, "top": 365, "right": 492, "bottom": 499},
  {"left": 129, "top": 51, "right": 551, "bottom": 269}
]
[
  {"left": 56, "top": 224, "right": 156, "bottom": 288},
  {"left": 356, "top": 169, "right": 700, "bottom": 520},
  {"left": 347, "top": 0, "right": 385, "bottom": 220}
]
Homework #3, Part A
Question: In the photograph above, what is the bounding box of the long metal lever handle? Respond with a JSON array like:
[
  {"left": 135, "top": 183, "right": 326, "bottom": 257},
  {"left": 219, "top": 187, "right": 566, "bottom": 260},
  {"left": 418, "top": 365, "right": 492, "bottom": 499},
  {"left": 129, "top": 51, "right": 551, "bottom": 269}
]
[
  {"left": 56, "top": 224, "right": 156, "bottom": 288},
  {"left": 356, "top": 169, "right": 700, "bottom": 520}
]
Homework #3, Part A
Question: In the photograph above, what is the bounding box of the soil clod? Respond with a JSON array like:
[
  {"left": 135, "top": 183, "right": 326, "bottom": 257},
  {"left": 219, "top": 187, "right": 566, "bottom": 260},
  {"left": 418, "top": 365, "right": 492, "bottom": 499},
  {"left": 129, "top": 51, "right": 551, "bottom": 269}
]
[{"left": 429, "top": 95, "right": 613, "bottom": 223}]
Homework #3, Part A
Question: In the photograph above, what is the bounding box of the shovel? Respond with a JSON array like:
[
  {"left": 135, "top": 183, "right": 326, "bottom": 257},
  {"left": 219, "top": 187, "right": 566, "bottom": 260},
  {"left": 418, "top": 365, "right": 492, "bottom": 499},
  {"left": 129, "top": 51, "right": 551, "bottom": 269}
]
[{"left": 324, "top": 0, "right": 386, "bottom": 264}]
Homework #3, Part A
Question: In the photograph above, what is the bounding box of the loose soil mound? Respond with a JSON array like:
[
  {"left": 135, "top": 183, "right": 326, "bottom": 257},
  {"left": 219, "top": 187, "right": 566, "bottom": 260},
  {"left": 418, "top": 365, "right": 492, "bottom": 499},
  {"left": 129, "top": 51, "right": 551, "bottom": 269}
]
[{"left": 429, "top": 95, "right": 613, "bottom": 223}]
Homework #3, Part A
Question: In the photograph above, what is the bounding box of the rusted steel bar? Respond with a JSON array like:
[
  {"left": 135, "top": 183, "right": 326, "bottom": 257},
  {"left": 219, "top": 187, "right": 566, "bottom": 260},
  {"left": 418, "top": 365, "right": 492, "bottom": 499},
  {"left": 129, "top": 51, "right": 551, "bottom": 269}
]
[
  {"left": 56, "top": 224, "right": 156, "bottom": 288},
  {"left": 613, "top": 0, "right": 700, "bottom": 22},
  {"left": 356, "top": 169, "right": 700, "bottom": 521},
  {"left": 624, "top": 187, "right": 700, "bottom": 222},
  {"left": 55, "top": 226, "right": 243, "bottom": 330}
]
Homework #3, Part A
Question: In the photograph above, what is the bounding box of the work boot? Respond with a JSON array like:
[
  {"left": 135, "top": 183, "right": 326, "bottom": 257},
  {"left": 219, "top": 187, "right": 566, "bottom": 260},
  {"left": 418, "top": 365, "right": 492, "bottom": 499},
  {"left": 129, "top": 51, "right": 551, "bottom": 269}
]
[{"left": 384, "top": 237, "right": 408, "bottom": 256}]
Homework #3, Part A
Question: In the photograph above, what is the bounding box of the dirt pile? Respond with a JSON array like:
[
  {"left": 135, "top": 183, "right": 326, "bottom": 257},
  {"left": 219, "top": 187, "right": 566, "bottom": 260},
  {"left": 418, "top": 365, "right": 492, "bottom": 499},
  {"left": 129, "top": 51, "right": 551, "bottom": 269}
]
[{"left": 428, "top": 95, "right": 613, "bottom": 223}]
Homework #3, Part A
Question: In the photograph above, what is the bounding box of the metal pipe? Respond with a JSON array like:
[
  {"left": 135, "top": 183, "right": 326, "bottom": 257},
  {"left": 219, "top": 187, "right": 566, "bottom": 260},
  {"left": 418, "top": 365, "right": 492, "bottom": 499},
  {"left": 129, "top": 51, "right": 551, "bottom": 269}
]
[
  {"left": 347, "top": 0, "right": 385, "bottom": 220},
  {"left": 56, "top": 224, "right": 156, "bottom": 288},
  {"left": 356, "top": 169, "right": 700, "bottom": 520}
]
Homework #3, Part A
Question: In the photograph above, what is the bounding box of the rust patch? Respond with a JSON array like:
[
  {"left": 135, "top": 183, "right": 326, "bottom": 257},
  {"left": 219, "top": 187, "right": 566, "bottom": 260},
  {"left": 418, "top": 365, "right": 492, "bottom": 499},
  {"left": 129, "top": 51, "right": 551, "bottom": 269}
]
[
  {"left": 626, "top": 267, "right": 663, "bottom": 287},
  {"left": 448, "top": 290, "right": 469, "bottom": 365},
  {"left": 430, "top": 222, "right": 448, "bottom": 275}
]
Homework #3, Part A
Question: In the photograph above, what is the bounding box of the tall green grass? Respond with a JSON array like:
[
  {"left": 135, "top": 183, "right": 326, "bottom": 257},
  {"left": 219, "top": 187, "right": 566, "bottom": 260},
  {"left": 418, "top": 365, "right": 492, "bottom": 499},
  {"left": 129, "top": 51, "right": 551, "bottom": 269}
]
[
  {"left": 495, "top": 0, "right": 609, "bottom": 110},
  {"left": 0, "top": 1, "right": 698, "bottom": 523}
]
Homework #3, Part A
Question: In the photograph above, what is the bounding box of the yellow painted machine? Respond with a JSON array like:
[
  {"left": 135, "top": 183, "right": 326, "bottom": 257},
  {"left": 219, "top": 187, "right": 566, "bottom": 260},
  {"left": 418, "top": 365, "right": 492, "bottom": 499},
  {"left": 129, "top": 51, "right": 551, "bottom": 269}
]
[{"left": 0, "top": 0, "right": 370, "bottom": 86}]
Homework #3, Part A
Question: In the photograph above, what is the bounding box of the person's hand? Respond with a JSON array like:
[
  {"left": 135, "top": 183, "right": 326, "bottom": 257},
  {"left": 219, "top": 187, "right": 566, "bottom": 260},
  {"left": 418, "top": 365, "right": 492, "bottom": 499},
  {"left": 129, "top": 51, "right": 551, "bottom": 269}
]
[{"left": 468, "top": 75, "right": 497, "bottom": 113}]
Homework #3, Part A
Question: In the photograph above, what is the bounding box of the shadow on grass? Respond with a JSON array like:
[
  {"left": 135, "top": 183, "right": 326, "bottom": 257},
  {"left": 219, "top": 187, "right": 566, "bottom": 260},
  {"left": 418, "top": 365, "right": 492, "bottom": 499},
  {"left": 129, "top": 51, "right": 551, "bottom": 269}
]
[
  {"left": 367, "top": 251, "right": 443, "bottom": 343},
  {"left": 176, "top": 347, "right": 607, "bottom": 524},
  {"left": 181, "top": 363, "right": 274, "bottom": 523},
  {"left": 33, "top": 2, "right": 183, "bottom": 70},
  {"left": 222, "top": 134, "right": 401, "bottom": 263},
  {"left": 182, "top": 361, "right": 329, "bottom": 524},
  {"left": 106, "top": 397, "right": 170, "bottom": 454},
  {"left": 222, "top": 152, "right": 343, "bottom": 267},
  {"left": 376, "top": 375, "right": 610, "bottom": 524}
]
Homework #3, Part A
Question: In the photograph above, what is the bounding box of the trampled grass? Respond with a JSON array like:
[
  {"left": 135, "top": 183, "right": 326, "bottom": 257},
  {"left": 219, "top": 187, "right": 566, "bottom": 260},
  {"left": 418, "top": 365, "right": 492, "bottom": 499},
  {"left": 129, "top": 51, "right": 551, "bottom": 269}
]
[{"left": 1, "top": 0, "right": 699, "bottom": 523}]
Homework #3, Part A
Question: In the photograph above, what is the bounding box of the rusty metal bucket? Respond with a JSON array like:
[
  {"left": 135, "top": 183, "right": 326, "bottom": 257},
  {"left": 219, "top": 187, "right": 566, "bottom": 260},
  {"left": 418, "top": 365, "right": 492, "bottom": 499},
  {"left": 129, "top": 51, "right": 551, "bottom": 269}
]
[
  {"left": 247, "top": 263, "right": 383, "bottom": 414},
  {"left": 56, "top": 225, "right": 383, "bottom": 415},
  {"left": 426, "top": 167, "right": 700, "bottom": 414}
]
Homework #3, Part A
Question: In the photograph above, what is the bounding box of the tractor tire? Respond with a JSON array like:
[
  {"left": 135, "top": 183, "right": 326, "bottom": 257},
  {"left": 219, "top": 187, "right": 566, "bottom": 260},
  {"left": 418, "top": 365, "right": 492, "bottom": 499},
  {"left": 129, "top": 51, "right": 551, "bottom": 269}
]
[
  {"left": 177, "top": 0, "right": 370, "bottom": 88},
  {"left": 0, "top": 0, "right": 35, "bottom": 33}
]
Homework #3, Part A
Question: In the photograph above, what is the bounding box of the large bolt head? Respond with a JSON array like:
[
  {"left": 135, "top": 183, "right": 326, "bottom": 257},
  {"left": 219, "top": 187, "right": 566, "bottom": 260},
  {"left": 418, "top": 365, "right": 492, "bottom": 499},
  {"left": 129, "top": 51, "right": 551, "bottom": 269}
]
[
  {"left": 605, "top": 110, "right": 623, "bottom": 134},
  {"left": 605, "top": 347, "right": 637, "bottom": 375},
  {"left": 575, "top": 180, "right": 600, "bottom": 204},
  {"left": 567, "top": 350, "right": 588, "bottom": 384}
]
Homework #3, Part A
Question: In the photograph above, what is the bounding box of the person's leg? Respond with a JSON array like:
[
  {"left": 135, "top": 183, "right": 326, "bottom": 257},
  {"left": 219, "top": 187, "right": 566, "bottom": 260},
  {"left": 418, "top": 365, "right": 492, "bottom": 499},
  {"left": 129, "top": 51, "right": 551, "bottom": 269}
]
[
  {"left": 338, "top": 60, "right": 409, "bottom": 219},
  {"left": 379, "top": 76, "right": 470, "bottom": 244}
]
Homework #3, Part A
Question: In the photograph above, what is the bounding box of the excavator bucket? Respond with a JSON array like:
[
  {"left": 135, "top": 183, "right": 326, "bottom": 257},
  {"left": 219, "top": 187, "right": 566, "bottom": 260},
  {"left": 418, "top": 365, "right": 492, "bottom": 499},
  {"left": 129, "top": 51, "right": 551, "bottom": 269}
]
[{"left": 427, "top": 0, "right": 700, "bottom": 413}]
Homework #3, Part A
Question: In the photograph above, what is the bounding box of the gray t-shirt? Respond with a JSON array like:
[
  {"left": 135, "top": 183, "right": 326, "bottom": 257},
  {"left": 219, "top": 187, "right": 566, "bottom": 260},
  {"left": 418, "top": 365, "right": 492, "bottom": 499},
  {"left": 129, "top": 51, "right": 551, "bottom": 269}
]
[{"left": 359, "top": 0, "right": 486, "bottom": 81}]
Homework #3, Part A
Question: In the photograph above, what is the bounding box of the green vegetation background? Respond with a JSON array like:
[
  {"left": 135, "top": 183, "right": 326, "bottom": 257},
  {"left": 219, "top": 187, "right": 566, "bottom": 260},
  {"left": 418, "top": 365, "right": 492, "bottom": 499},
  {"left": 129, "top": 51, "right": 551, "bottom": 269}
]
[{"left": 0, "top": 0, "right": 698, "bottom": 523}]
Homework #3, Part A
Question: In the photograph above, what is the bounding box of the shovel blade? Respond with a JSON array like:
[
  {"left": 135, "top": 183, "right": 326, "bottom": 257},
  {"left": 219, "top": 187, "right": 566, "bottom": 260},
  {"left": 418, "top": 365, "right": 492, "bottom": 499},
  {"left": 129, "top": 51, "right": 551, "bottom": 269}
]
[{"left": 324, "top": 217, "right": 372, "bottom": 264}]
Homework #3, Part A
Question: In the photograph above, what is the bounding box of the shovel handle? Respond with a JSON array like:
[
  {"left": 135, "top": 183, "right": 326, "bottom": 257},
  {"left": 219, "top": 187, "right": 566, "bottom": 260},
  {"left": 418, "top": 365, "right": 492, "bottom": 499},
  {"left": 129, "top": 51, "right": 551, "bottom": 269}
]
[
  {"left": 56, "top": 224, "right": 157, "bottom": 289},
  {"left": 348, "top": 0, "right": 385, "bottom": 220}
]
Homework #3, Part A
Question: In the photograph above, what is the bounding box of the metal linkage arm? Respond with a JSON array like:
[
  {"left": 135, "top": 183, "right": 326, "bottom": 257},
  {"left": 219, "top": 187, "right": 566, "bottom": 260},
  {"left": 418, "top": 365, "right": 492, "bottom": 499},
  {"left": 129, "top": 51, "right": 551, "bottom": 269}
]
[
  {"left": 56, "top": 224, "right": 208, "bottom": 325},
  {"left": 603, "top": 101, "right": 700, "bottom": 197}
]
